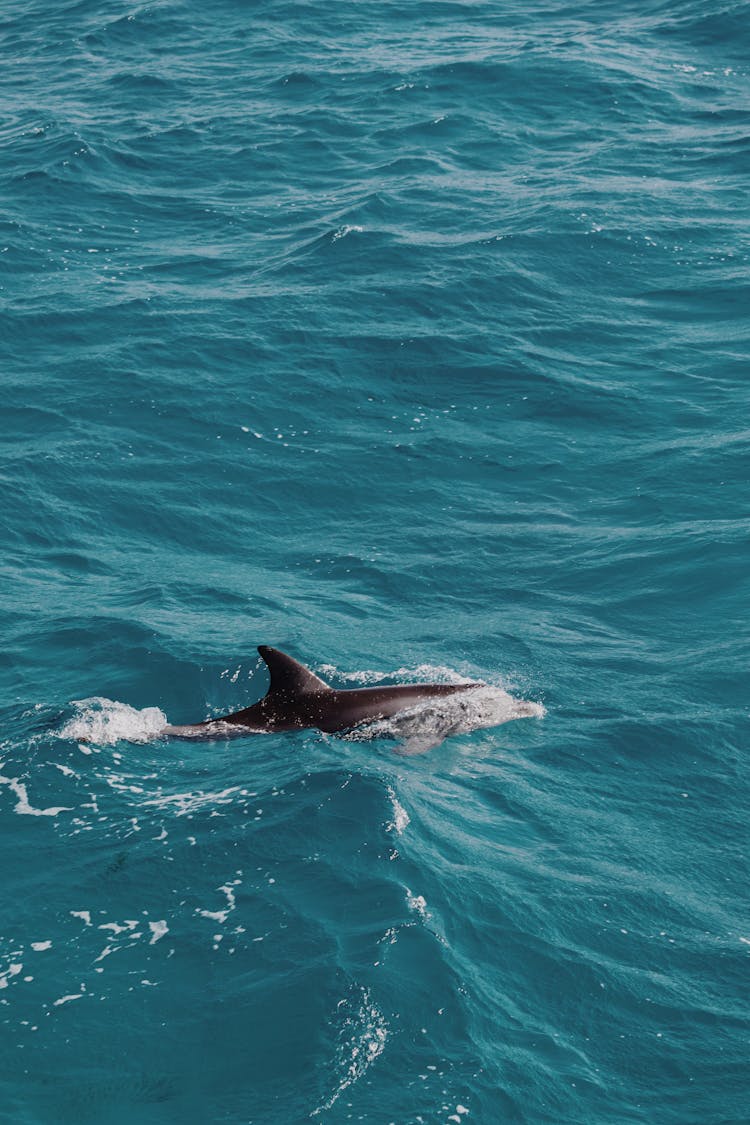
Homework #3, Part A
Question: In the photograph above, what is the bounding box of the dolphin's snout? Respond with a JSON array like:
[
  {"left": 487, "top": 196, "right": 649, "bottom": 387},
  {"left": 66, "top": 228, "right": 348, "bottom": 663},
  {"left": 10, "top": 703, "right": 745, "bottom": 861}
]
[{"left": 512, "top": 699, "right": 545, "bottom": 718}]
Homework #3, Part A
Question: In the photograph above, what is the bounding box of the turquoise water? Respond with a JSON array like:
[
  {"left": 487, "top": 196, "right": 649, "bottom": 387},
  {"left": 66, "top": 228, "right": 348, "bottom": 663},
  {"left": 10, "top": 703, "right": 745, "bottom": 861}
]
[{"left": 2, "top": 0, "right": 748, "bottom": 1121}]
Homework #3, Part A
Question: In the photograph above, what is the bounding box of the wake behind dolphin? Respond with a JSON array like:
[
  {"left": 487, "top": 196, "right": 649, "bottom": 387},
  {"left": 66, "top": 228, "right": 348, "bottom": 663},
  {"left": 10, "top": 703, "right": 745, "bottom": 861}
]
[{"left": 160, "top": 646, "right": 543, "bottom": 747}]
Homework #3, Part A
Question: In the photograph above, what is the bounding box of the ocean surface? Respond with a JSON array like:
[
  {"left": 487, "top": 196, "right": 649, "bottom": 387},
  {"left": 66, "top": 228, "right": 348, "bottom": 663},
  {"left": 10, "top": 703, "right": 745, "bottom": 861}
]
[{"left": 1, "top": 1, "right": 748, "bottom": 1121}]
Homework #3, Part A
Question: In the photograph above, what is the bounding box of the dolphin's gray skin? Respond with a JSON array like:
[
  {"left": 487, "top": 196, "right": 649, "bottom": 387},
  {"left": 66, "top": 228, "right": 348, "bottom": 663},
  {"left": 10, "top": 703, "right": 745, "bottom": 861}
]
[{"left": 161, "top": 645, "right": 486, "bottom": 740}]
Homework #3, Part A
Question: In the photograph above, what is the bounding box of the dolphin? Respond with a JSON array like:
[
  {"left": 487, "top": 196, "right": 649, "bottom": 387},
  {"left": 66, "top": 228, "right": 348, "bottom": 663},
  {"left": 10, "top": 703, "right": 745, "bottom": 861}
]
[{"left": 161, "top": 646, "right": 540, "bottom": 742}]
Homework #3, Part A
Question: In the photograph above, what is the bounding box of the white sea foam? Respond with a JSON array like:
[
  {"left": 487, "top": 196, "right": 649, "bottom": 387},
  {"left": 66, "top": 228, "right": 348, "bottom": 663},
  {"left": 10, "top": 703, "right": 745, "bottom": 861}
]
[
  {"left": 0, "top": 963, "right": 22, "bottom": 990},
  {"left": 332, "top": 224, "right": 363, "bottom": 241},
  {"left": 144, "top": 786, "right": 239, "bottom": 817},
  {"left": 197, "top": 879, "right": 241, "bottom": 924},
  {"left": 386, "top": 786, "right": 410, "bottom": 834},
  {"left": 148, "top": 920, "right": 168, "bottom": 945},
  {"left": 312, "top": 988, "right": 388, "bottom": 1115},
  {"left": 0, "top": 773, "right": 72, "bottom": 817},
  {"left": 98, "top": 920, "right": 137, "bottom": 934},
  {"left": 58, "top": 698, "right": 167, "bottom": 746},
  {"left": 406, "top": 888, "right": 429, "bottom": 920}
]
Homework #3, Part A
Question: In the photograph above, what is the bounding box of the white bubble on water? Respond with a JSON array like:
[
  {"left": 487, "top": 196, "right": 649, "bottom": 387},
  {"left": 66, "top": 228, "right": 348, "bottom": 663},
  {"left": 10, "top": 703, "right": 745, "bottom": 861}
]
[
  {"left": 386, "top": 786, "right": 410, "bottom": 834},
  {"left": 312, "top": 987, "right": 388, "bottom": 1116},
  {"left": 406, "top": 889, "right": 429, "bottom": 920}
]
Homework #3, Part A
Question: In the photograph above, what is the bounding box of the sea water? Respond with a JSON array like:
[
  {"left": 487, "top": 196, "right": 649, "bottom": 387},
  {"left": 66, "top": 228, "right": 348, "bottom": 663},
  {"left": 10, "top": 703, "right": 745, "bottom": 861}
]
[{"left": 1, "top": 1, "right": 748, "bottom": 1122}]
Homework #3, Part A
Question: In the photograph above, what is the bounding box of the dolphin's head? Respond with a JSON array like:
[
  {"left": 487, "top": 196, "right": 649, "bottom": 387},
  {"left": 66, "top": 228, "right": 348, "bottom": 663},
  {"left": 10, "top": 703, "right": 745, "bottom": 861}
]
[{"left": 509, "top": 698, "right": 546, "bottom": 719}]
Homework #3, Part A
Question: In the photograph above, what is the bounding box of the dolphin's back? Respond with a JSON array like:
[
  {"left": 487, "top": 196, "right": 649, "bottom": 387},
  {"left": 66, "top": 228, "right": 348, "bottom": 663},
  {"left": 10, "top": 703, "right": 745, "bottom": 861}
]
[
  {"left": 312, "top": 682, "right": 477, "bottom": 732},
  {"left": 163, "top": 647, "right": 480, "bottom": 738}
]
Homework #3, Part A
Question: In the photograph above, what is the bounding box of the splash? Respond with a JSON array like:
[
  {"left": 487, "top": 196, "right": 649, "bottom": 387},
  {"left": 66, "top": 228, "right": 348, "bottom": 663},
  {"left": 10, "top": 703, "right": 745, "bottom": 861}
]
[
  {"left": 58, "top": 698, "right": 167, "bottom": 746},
  {"left": 351, "top": 686, "right": 545, "bottom": 753}
]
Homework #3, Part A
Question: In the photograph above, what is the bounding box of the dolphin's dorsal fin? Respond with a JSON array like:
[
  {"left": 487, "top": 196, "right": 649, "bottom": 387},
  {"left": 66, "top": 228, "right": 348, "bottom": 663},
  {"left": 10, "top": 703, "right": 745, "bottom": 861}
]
[{"left": 258, "top": 646, "right": 330, "bottom": 697}]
